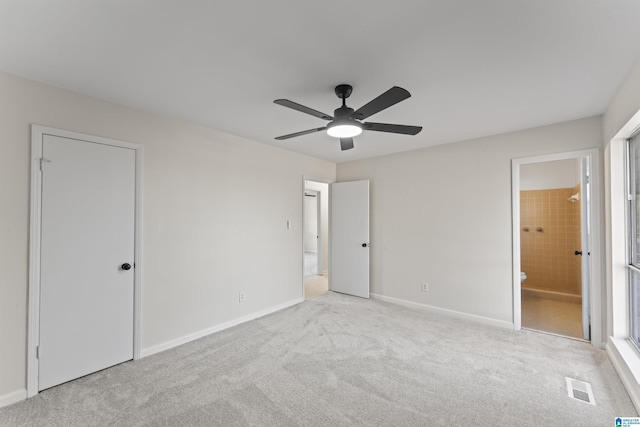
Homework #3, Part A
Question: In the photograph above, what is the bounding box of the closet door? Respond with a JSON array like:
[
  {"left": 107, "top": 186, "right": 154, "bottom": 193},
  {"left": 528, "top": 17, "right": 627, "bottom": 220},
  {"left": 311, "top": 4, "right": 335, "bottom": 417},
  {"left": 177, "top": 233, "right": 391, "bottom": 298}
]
[
  {"left": 39, "top": 134, "right": 135, "bottom": 390},
  {"left": 330, "top": 180, "right": 369, "bottom": 298}
]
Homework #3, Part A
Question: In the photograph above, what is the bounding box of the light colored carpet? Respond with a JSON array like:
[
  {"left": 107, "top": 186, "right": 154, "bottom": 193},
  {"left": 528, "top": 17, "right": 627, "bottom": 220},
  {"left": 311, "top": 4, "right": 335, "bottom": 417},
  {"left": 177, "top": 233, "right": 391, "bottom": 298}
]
[{"left": 0, "top": 292, "right": 635, "bottom": 426}]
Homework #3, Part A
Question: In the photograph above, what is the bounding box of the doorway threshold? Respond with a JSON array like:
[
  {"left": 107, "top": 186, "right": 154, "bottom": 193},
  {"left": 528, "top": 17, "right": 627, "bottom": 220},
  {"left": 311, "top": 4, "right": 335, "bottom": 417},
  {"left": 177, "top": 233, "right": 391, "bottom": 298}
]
[{"left": 522, "top": 327, "right": 590, "bottom": 343}]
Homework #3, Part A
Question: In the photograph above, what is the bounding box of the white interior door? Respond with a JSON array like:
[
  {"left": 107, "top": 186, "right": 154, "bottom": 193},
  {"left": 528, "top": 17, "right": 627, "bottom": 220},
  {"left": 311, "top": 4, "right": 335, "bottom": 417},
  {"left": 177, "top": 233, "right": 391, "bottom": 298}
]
[
  {"left": 39, "top": 134, "right": 136, "bottom": 390},
  {"left": 581, "top": 157, "right": 591, "bottom": 340},
  {"left": 330, "top": 180, "right": 369, "bottom": 298}
]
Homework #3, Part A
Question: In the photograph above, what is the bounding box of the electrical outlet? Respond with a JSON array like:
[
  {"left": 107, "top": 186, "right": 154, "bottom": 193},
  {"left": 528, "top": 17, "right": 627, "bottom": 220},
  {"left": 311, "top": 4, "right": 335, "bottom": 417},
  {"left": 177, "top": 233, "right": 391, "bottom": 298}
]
[
  {"left": 421, "top": 282, "right": 429, "bottom": 292},
  {"left": 239, "top": 291, "right": 246, "bottom": 302}
]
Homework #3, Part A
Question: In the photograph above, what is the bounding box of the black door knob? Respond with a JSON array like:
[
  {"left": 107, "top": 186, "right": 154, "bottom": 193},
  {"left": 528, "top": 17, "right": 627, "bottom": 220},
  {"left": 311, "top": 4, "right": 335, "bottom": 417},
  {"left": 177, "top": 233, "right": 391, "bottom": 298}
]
[
  {"left": 574, "top": 251, "right": 582, "bottom": 256},
  {"left": 362, "top": 243, "right": 369, "bottom": 247},
  {"left": 121, "top": 263, "right": 132, "bottom": 271}
]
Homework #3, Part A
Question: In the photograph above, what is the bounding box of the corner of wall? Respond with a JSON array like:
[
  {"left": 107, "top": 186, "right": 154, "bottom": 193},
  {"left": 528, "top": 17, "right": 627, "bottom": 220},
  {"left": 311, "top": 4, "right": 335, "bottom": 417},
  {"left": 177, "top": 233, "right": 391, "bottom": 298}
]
[{"left": 603, "top": 57, "right": 640, "bottom": 143}]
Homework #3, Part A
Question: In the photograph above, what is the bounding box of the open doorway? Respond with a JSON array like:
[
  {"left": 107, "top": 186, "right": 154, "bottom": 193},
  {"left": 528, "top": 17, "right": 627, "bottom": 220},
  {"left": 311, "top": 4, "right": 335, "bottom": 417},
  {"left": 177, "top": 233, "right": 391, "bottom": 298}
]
[
  {"left": 519, "top": 158, "right": 588, "bottom": 339},
  {"left": 303, "top": 180, "right": 329, "bottom": 299},
  {"left": 512, "top": 149, "right": 602, "bottom": 345}
]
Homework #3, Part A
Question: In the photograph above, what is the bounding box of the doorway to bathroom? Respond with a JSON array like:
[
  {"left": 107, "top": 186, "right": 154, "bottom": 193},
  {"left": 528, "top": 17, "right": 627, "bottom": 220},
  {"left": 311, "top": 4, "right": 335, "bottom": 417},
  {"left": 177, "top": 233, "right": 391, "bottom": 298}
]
[
  {"left": 303, "top": 180, "right": 329, "bottom": 299},
  {"left": 512, "top": 149, "right": 602, "bottom": 345}
]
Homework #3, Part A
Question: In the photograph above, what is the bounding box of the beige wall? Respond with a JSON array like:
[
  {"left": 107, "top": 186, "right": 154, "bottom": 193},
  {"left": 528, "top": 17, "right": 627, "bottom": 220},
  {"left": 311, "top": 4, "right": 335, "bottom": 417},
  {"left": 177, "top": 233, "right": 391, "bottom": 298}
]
[
  {"left": 0, "top": 71, "right": 336, "bottom": 397},
  {"left": 520, "top": 186, "right": 582, "bottom": 295},
  {"left": 519, "top": 160, "right": 583, "bottom": 297},
  {"left": 336, "top": 116, "right": 602, "bottom": 323}
]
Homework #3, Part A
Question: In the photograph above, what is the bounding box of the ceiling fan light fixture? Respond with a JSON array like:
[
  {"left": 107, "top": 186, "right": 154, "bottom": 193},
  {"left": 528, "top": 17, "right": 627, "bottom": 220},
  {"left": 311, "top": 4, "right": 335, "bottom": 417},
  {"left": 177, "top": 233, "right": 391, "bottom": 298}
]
[
  {"left": 274, "top": 85, "right": 421, "bottom": 148},
  {"left": 326, "top": 122, "right": 363, "bottom": 138}
]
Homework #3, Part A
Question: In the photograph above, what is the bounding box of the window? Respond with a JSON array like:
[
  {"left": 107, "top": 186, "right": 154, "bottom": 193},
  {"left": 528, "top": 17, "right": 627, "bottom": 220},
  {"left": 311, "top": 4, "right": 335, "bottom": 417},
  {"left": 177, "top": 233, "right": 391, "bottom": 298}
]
[{"left": 627, "top": 131, "right": 640, "bottom": 347}]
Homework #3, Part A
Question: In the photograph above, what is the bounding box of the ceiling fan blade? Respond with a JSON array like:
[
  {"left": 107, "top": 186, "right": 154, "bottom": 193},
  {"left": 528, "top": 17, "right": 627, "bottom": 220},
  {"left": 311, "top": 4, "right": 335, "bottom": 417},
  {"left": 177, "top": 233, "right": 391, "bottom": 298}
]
[
  {"left": 340, "top": 138, "right": 354, "bottom": 151},
  {"left": 363, "top": 122, "right": 423, "bottom": 135},
  {"left": 274, "top": 99, "right": 333, "bottom": 120},
  {"left": 352, "top": 86, "right": 411, "bottom": 120},
  {"left": 275, "top": 127, "right": 327, "bottom": 140}
]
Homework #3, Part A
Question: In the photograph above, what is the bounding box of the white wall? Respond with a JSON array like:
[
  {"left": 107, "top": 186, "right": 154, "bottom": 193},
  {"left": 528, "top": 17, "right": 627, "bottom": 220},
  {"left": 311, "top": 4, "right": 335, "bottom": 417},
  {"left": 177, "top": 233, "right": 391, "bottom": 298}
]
[
  {"left": 520, "top": 158, "right": 580, "bottom": 190},
  {"left": 0, "top": 71, "right": 336, "bottom": 399},
  {"left": 336, "top": 116, "right": 603, "bottom": 324}
]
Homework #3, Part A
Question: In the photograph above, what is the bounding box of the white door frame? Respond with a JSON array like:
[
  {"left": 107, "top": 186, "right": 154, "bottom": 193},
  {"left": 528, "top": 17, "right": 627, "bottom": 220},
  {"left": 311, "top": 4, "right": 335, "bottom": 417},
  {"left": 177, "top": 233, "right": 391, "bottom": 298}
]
[
  {"left": 27, "top": 125, "right": 143, "bottom": 397},
  {"left": 511, "top": 148, "right": 602, "bottom": 347}
]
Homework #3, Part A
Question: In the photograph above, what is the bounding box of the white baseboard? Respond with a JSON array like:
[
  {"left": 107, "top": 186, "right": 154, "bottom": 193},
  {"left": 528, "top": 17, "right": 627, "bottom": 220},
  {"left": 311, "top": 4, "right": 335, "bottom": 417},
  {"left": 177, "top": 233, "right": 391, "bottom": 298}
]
[
  {"left": 606, "top": 337, "right": 640, "bottom": 414},
  {"left": 141, "top": 297, "right": 303, "bottom": 358},
  {"left": 0, "top": 389, "right": 26, "bottom": 408},
  {"left": 370, "top": 293, "right": 513, "bottom": 329}
]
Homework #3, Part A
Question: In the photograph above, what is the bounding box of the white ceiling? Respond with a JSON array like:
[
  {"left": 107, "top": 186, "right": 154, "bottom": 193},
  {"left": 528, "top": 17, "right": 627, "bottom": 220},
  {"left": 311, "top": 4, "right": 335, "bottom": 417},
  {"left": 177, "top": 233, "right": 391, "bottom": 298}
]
[{"left": 2, "top": 1, "right": 640, "bottom": 163}]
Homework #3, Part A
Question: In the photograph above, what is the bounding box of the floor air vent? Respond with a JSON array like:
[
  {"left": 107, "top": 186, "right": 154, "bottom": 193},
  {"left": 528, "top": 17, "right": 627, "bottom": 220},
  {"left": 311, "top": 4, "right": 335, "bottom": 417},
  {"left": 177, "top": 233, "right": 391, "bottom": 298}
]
[{"left": 565, "top": 377, "right": 595, "bottom": 405}]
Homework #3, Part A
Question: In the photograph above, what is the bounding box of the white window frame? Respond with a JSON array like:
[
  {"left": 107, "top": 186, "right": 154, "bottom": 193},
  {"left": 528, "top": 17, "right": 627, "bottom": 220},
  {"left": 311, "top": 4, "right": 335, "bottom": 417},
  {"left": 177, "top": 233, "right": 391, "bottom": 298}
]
[
  {"left": 606, "top": 108, "right": 640, "bottom": 412},
  {"left": 626, "top": 131, "right": 640, "bottom": 349}
]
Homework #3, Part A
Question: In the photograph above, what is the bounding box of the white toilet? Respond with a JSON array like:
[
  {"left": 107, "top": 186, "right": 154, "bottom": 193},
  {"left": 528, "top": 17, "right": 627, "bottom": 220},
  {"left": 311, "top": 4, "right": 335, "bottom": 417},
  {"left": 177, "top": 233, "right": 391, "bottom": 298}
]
[{"left": 520, "top": 272, "right": 527, "bottom": 283}]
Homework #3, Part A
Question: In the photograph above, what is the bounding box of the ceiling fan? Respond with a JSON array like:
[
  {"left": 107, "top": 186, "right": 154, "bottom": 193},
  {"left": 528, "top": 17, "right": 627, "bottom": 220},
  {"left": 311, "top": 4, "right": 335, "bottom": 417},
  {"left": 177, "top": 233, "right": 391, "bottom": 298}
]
[{"left": 274, "top": 84, "right": 422, "bottom": 151}]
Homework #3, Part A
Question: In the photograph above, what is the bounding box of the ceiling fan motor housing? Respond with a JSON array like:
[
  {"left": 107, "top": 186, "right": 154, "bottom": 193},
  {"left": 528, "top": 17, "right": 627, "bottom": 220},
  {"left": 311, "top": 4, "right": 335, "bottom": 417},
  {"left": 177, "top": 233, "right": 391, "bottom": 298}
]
[
  {"left": 327, "top": 104, "right": 363, "bottom": 137},
  {"left": 333, "top": 105, "right": 356, "bottom": 121}
]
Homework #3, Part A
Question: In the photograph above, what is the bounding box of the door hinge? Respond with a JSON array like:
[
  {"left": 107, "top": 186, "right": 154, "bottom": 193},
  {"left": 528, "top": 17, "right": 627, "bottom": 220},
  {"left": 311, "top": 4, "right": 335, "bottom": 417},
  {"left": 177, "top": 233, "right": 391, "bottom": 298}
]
[
  {"left": 39, "top": 158, "right": 51, "bottom": 171},
  {"left": 36, "top": 346, "right": 40, "bottom": 359},
  {"left": 585, "top": 175, "right": 590, "bottom": 184}
]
